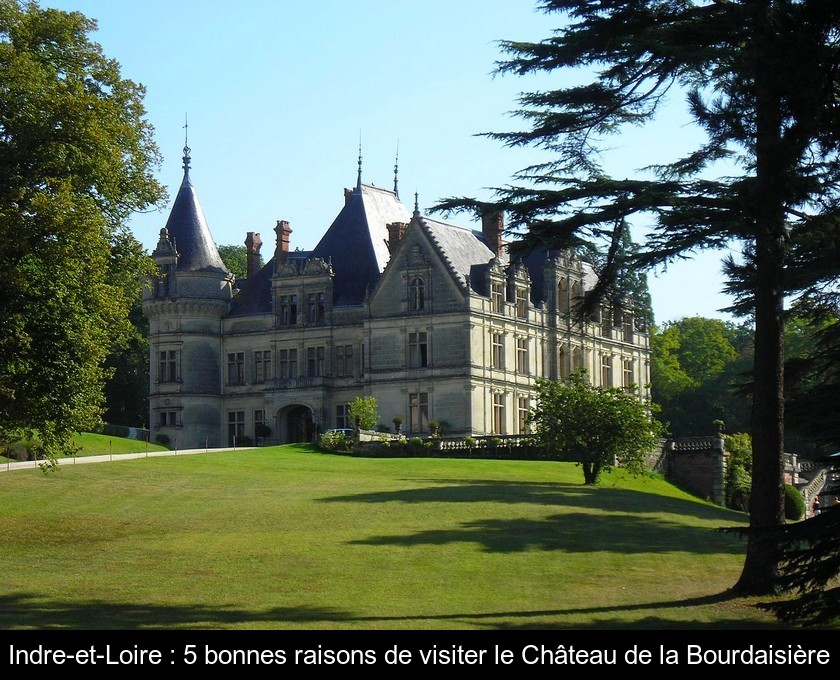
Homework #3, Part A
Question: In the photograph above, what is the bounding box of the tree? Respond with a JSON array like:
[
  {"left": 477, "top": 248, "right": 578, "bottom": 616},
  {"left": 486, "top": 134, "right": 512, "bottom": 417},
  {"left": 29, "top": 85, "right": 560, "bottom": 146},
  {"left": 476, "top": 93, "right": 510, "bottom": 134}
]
[
  {"left": 218, "top": 244, "right": 263, "bottom": 281},
  {"left": 347, "top": 395, "right": 378, "bottom": 431},
  {"left": 530, "top": 372, "right": 662, "bottom": 485},
  {"left": 0, "top": 1, "right": 164, "bottom": 458},
  {"left": 650, "top": 317, "right": 753, "bottom": 436},
  {"left": 436, "top": 0, "right": 840, "bottom": 595}
]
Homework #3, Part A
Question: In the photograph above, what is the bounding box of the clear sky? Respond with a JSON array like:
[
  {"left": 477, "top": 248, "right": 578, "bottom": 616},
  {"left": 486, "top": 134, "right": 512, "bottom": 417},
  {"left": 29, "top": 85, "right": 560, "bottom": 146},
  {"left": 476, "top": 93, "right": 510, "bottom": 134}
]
[{"left": 43, "top": 0, "right": 740, "bottom": 325}]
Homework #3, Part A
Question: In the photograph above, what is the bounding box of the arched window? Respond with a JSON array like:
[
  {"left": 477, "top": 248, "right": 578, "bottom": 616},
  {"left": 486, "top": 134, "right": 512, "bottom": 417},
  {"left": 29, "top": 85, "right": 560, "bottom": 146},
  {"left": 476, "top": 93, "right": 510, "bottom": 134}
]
[
  {"left": 557, "top": 279, "right": 569, "bottom": 314},
  {"left": 409, "top": 277, "right": 425, "bottom": 311}
]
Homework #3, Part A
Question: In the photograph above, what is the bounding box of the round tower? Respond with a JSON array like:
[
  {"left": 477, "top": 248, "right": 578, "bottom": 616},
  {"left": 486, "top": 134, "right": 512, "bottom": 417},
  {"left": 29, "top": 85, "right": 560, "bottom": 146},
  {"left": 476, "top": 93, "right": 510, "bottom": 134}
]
[{"left": 142, "top": 143, "right": 233, "bottom": 448}]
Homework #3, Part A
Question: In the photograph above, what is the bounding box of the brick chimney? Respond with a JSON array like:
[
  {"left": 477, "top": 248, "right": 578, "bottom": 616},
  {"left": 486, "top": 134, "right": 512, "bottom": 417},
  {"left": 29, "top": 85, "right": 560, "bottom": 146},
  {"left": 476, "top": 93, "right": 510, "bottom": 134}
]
[
  {"left": 274, "top": 220, "right": 292, "bottom": 263},
  {"left": 481, "top": 210, "right": 504, "bottom": 255},
  {"left": 244, "top": 232, "right": 262, "bottom": 281},
  {"left": 387, "top": 221, "right": 407, "bottom": 252}
]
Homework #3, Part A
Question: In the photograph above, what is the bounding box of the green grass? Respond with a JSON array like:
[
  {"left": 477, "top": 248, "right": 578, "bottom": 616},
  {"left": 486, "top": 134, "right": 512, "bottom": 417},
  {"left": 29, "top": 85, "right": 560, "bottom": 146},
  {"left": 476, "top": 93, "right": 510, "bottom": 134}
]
[
  {"left": 71, "top": 432, "right": 169, "bottom": 457},
  {"left": 0, "top": 444, "right": 800, "bottom": 630},
  {"left": 0, "top": 432, "right": 168, "bottom": 462}
]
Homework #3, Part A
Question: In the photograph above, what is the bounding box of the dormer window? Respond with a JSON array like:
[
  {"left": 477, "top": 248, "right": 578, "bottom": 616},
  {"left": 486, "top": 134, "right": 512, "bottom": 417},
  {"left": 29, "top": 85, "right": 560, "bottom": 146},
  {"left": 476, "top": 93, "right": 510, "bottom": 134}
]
[
  {"left": 409, "top": 277, "right": 425, "bottom": 311},
  {"left": 307, "top": 292, "right": 326, "bottom": 325},
  {"left": 515, "top": 287, "right": 528, "bottom": 319},
  {"left": 279, "top": 295, "right": 298, "bottom": 326},
  {"left": 491, "top": 283, "right": 504, "bottom": 313}
]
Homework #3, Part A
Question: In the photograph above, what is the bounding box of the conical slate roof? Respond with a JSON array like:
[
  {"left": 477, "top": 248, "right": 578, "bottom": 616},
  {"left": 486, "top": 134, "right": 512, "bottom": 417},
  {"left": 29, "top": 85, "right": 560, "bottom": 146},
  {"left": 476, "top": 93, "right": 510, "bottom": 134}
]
[{"left": 163, "top": 147, "right": 227, "bottom": 273}]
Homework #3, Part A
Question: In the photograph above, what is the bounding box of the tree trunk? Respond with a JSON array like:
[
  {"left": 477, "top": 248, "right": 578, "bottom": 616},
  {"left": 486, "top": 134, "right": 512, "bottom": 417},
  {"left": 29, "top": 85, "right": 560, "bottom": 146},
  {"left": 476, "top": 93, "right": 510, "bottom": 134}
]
[{"left": 733, "top": 0, "right": 786, "bottom": 595}]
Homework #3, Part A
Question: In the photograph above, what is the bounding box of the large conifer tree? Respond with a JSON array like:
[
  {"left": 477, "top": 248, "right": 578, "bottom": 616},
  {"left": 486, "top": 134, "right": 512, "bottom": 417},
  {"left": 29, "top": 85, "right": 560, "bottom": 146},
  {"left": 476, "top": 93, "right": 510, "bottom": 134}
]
[{"left": 437, "top": 1, "right": 840, "bottom": 594}]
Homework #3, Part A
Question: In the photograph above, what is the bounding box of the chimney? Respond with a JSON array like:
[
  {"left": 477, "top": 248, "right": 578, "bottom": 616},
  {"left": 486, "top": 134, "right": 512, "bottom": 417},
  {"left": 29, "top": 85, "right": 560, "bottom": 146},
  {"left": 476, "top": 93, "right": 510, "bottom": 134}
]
[
  {"left": 274, "top": 220, "right": 292, "bottom": 263},
  {"left": 344, "top": 188, "right": 354, "bottom": 206},
  {"left": 481, "top": 210, "right": 504, "bottom": 255},
  {"left": 244, "top": 232, "right": 262, "bottom": 281},
  {"left": 386, "top": 221, "right": 407, "bottom": 253}
]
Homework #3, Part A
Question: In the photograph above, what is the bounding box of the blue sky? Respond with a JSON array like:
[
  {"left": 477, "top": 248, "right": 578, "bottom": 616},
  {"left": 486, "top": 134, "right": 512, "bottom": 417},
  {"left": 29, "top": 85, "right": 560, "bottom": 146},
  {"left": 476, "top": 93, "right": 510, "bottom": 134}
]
[{"left": 43, "top": 0, "right": 739, "bottom": 325}]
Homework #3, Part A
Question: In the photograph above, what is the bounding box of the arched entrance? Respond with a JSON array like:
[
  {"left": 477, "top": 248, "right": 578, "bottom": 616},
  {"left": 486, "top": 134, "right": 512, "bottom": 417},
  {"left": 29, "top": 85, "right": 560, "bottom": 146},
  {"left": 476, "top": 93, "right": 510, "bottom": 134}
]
[{"left": 277, "top": 404, "right": 315, "bottom": 443}]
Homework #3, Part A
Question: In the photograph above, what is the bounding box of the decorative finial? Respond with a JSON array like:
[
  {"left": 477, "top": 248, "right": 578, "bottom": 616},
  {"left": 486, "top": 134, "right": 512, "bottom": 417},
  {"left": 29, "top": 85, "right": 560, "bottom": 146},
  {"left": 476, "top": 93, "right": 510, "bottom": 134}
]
[
  {"left": 182, "top": 113, "right": 191, "bottom": 174},
  {"left": 356, "top": 132, "right": 362, "bottom": 191},
  {"left": 393, "top": 141, "right": 400, "bottom": 197},
  {"left": 414, "top": 191, "right": 420, "bottom": 216}
]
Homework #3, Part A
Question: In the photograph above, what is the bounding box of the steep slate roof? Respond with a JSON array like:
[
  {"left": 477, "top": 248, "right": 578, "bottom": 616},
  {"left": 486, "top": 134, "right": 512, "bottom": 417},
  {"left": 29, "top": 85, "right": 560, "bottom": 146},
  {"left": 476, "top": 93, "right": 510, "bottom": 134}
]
[
  {"left": 163, "top": 151, "right": 227, "bottom": 274},
  {"left": 419, "top": 216, "right": 496, "bottom": 291},
  {"left": 311, "top": 184, "right": 411, "bottom": 306}
]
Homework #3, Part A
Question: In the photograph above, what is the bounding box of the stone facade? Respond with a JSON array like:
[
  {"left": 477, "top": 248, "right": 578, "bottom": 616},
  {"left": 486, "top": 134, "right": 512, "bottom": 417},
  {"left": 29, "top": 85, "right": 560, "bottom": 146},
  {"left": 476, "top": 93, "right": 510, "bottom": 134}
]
[{"left": 143, "top": 151, "right": 651, "bottom": 449}]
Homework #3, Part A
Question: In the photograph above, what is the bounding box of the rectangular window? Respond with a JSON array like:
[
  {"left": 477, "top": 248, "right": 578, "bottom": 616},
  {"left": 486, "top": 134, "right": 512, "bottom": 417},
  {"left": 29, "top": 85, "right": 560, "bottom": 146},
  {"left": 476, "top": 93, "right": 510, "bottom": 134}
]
[
  {"left": 491, "top": 332, "right": 505, "bottom": 369},
  {"left": 158, "top": 350, "right": 178, "bottom": 383},
  {"left": 601, "top": 306, "right": 611, "bottom": 338},
  {"left": 491, "top": 282, "right": 504, "bottom": 313},
  {"left": 493, "top": 393, "right": 505, "bottom": 434},
  {"left": 254, "top": 350, "right": 271, "bottom": 383},
  {"left": 516, "top": 337, "right": 529, "bottom": 374},
  {"left": 158, "top": 411, "right": 179, "bottom": 427},
  {"left": 254, "top": 409, "right": 266, "bottom": 439},
  {"left": 307, "top": 292, "right": 326, "bottom": 324},
  {"left": 601, "top": 354, "right": 612, "bottom": 387},
  {"left": 227, "top": 352, "right": 245, "bottom": 385},
  {"left": 278, "top": 348, "right": 298, "bottom": 379},
  {"left": 515, "top": 287, "right": 528, "bottom": 319},
  {"left": 227, "top": 411, "right": 245, "bottom": 445},
  {"left": 517, "top": 397, "right": 530, "bottom": 435},
  {"left": 279, "top": 295, "right": 298, "bottom": 326},
  {"left": 307, "top": 346, "right": 325, "bottom": 377},
  {"left": 624, "top": 315, "right": 634, "bottom": 343},
  {"left": 336, "top": 344, "right": 354, "bottom": 377},
  {"left": 408, "top": 331, "right": 429, "bottom": 368},
  {"left": 409, "top": 392, "right": 429, "bottom": 433},
  {"left": 623, "top": 359, "right": 635, "bottom": 388},
  {"left": 336, "top": 404, "right": 349, "bottom": 429}
]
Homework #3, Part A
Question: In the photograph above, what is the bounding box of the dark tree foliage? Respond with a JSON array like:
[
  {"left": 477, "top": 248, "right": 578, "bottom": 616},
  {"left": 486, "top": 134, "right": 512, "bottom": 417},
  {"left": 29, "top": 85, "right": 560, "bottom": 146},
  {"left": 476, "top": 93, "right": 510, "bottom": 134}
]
[
  {"left": 435, "top": 0, "right": 840, "bottom": 595},
  {"left": 752, "top": 506, "right": 840, "bottom": 625},
  {"left": 218, "top": 244, "right": 263, "bottom": 281},
  {"left": 0, "top": 1, "right": 164, "bottom": 458}
]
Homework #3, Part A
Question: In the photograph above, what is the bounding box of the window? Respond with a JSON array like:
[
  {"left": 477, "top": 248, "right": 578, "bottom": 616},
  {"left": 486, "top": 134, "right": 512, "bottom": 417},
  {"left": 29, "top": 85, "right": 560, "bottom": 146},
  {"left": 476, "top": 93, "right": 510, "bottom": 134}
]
[
  {"left": 308, "top": 292, "right": 326, "bottom": 324},
  {"left": 515, "top": 287, "right": 528, "bottom": 319},
  {"left": 158, "top": 411, "right": 179, "bottom": 427},
  {"left": 517, "top": 397, "right": 530, "bottom": 434},
  {"left": 254, "top": 410, "right": 266, "bottom": 438},
  {"left": 336, "top": 344, "right": 354, "bottom": 377},
  {"left": 516, "top": 337, "right": 529, "bottom": 374},
  {"left": 254, "top": 350, "right": 271, "bottom": 383},
  {"left": 623, "top": 359, "right": 635, "bottom": 388},
  {"left": 559, "top": 347, "right": 569, "bottom": 380},
  {"left": 601, "top": 307, "right": 612, "bottom": 337},
  {"left": 572, "top": 347, "right": 584, "bottom": 372},
  {"left": 227, "top": 411, "right": 245, "bottom": 445},
  {"left": 336, "top": 404, "right": 349, "bottom": 429},
  {"left": 278, "top": 348, "right": 298, "bottom": 379},
  {"left": 492, "top": 393, "right": 505, "bottom": 434},
  {"left": 408, "top": 332, "right": 429, "bottom": 368},
  {"left": 557, "top": 279, "right": 569, "bottom": 315},
  {"left": 623, "top": 315, "right": 634, "bottom": 343},
  {"left": 158, "top": 350, "right": 178, "bottom": 383},
  {"left": 227, "top": 352, "right": 245, "bottom": 385},
  {"left": 409, "top": 277, "right": 425, "bottom": 311},
  {"left": 491, "top": 282, "right": 504, "bottom": 313},
  {"left": 601, "top": 354, "right": 612, "bottom": 387},
  {"left": 279, "top": 295, "right": 298, "bottom": 325},
  {"left": 409, "top": 392, "right": 429, "bottom": 433},
  {"left": 307, "top": 346, "right": 325, "bottom": 377},
  {"left": 491, "top": 332, "right": 505, "bottom": 369}
]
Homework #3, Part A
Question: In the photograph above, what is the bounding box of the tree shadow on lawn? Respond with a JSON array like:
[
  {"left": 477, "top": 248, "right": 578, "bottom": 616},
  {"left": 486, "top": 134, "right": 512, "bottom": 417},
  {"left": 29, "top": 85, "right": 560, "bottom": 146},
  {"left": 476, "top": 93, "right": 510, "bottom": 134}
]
[
  {"left": 321, "top": 479, "right": 742, "bottom": 523},
  {"left": 0, "top": 591, "right": 781, "bottom": 630},
  {"left": 350, "top": 511, "right": 744, "bottom": 555}
]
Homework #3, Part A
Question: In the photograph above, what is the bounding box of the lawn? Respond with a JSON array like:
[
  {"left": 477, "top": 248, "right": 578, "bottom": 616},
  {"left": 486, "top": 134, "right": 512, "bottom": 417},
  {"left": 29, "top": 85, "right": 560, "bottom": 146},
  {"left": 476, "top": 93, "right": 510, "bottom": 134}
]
[
  {"left": 0, "top": 444, "right": 799, "bottom": 630},
  {"left": 0, "top": 432, "right": 169, "bottom": 463}
]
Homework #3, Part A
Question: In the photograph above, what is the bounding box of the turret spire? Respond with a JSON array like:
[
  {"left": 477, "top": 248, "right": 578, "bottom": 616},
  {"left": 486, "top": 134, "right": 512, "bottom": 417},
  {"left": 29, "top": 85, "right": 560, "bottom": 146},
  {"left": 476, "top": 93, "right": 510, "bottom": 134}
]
[
  {"left": 393, "top": 141, "right": 399, "bottom": 197},
  {"left": 182, "top": 113, "right": 191, "bottom": 177},
  {"left": 356, "top": 132, "right": 363, "bottom": 191}
]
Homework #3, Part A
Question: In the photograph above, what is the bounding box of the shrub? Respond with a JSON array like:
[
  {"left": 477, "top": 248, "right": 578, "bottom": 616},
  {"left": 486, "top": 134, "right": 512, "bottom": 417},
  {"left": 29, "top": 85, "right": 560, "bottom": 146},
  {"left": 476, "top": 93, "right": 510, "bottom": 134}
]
[
  {"left": 102, "top": 423, "right": 130, "bottom": 438},
  {"left": 785, "top": 484, "right": 806, "bottom": 521},
  {"left": 320, "top": 430, "right": 353, "bottom": 453},
  {"left": 155, "top": 434, "right": 170, "bottom": 447},
  {"left": 725, "top": 433, "right": 752, "bottom": 511}
]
